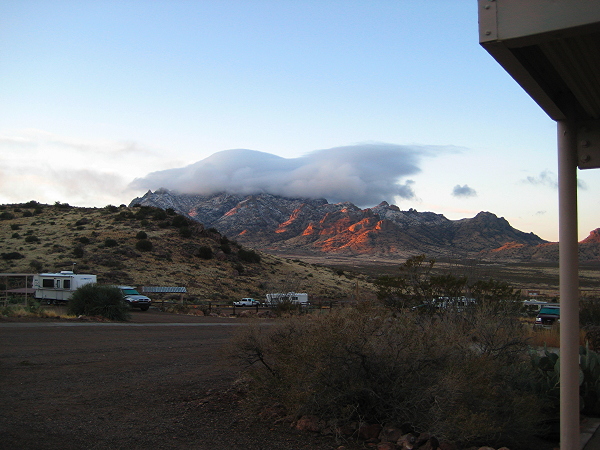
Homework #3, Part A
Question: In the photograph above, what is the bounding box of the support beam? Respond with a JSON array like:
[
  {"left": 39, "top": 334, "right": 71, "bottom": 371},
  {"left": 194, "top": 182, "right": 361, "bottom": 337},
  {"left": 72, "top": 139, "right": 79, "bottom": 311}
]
[{"left": 558, "top": 120, "right": 580, "bottom": 450}]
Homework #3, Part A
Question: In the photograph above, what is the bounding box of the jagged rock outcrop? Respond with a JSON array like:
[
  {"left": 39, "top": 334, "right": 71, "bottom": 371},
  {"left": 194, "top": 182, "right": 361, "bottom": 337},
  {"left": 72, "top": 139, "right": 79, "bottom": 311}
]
[{"left": 130, "top": 189, "right": 559, "bottom": 260}]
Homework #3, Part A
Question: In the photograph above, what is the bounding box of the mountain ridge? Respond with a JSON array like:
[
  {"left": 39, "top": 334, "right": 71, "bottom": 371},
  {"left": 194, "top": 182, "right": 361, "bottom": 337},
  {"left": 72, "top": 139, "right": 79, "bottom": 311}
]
[{"left": 128, "top": 189, "right": 599, "bottom": 262}]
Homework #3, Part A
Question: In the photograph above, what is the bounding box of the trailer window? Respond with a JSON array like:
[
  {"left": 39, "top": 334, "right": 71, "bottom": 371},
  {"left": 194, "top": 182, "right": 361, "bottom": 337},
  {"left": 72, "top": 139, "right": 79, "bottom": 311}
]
[
  {"left": 42, "top": 279, "right": 54, "bottom": 288},
  {"left": 63, "top": 280, "right": 70, "bottom": 289},
  {"left": 56, "top": 280, "right": 61, "bottom": 288}
]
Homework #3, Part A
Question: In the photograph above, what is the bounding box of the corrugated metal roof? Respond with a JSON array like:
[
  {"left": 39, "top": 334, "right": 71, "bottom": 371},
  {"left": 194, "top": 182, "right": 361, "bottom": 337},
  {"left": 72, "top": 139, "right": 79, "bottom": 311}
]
[{"left": 142, "top": 286, "right": 187, "bottom": 293}]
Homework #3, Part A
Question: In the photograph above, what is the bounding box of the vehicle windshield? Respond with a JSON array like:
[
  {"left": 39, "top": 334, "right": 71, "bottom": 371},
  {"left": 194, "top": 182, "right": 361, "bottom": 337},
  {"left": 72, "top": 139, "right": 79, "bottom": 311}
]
[
  {"left": 121, "top": 289, "right": 140, "bottom": 295},
  {"left": 539, "top": 307, "right": 560, "bottom": 315}
]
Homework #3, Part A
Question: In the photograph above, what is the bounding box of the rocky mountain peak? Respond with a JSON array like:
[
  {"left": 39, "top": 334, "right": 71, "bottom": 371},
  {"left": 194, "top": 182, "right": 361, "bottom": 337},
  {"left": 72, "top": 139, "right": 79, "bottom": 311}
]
[{"left": 129, "top": 189, "right": 558, "bottom": 260}]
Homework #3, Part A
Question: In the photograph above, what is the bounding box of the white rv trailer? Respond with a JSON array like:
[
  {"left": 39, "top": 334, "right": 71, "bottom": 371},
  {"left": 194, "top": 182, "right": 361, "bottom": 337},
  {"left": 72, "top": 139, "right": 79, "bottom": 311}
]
[
  {"left": 33, "top": 271, "right": 97, "bottom": 303},
  {"left": 265, "top": 292, "right": 309, "bottom": 306}
]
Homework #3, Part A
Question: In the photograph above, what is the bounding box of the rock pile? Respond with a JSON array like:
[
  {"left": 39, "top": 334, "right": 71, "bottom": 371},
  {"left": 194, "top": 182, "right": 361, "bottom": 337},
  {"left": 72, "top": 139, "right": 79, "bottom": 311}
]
[{"left": 291, "top": 414, "right": 514, "bottom": 450}]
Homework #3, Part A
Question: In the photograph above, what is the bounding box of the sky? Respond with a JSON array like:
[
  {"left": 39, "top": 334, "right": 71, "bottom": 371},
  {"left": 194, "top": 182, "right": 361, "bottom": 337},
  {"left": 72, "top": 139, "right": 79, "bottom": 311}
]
[{"left": 1, "top": 1, "right": 598, "bottom": 242}]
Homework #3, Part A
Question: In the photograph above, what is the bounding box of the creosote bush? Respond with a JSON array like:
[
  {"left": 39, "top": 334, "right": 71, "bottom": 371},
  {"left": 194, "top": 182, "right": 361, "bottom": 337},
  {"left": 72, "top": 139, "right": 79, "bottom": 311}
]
[
  {"left": 232, "top": 303, "right": 547, "bottom": 449},
  {"left": 67, "top": 284, "right": 130, "bottom": 321},
  {"left": 135, "top": 239, "right": 153, "bottom": 252},
  {"left": 104, "top": 238, "right": 118, "bottom": 248}
]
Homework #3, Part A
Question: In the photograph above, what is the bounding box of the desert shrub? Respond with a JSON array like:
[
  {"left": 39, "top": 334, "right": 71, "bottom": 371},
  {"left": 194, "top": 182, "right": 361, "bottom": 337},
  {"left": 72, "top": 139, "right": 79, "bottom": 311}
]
[
  {"left": 104, "top": 204, "right": 119, "bottom": 212},
  {"left": 10, "top": 224, "right": 20, "bottom": 230},
  {"left": 220, "top": 242, "right": 232, "bottom": 254},
  {"left": 0, "top": 211, "right": 15, "bottom": 220},
  {"left": 135, "top": 239, "right": 153, "bottom": 252},
  {"left": 78, "top": 237, "right": 90, "bottom": 244},
  {"left": 375, "top": 255, "right": 519, "bottom": 315},
  {"left": 580, "top": 298, "right": 600, "bottom": 327},
  {"left": 54, "top": 201, "right": 72, "bottom": 209},
  {"left": 75, "top": 218, "right": 89, "bottom": 226},
  {"left": 23, "top": 210, "right": 33, "bottom": 217},
  {"left": 104, "top": 238, "right": 118, "bottom": 248},
  {"left": 67, "top": 284, "right": 130, "bottom": 321},
  {"left": 114, "top": 210, "right": 134, "bottom": 221},
  {"left": 238, "top": 248, "right": 261, "bottom": 263},
  {"left": 171, "top": 214, "right": 189, "bottom": 228},
  {"left": 178, "top": 226, "right": 192, "bottom": 238},
  {"left": 153, "top": 209, "right": 168, "bottom": 220},
  {"left": 135, "top": 230, "right": 148, "bottom": 240},
  {"left": 24, "top": 235, "right": 39, "bottom": 243},
  {"left": 2, "top": 252, "right": 24, "bottom": 260},
  {"left": 11, "top": 233, "right": 20, "bottom": 239},
  {"left": 73, "top": 245, "right": 85, "bottom": 258},
  {"left": 196, "top": 246, "right": 213, "bottom": 259},
  {"left": 29, "top": 260, "right": 43, "bottom": 271},
  {"left": 134, "top": 206, "right": 154, "bottom": 220},
  {"left": 232, "top": 304, "right": 546, "bottom": 449}
]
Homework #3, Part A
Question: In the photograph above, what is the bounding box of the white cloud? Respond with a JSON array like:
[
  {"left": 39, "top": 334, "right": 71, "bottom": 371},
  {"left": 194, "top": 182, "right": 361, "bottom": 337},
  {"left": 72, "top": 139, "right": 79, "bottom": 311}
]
[
  {"left": 523, "top": 170, "right": 558, "bottom": 189},
  {"left": 451, "top": 184, "right": 477, "bottom": 198},
  {"left": 130, "top": 143, "right": 447, "bottom": 206},
  {"left": 522, "top": 170, "right": 588, "bottom": 191}
]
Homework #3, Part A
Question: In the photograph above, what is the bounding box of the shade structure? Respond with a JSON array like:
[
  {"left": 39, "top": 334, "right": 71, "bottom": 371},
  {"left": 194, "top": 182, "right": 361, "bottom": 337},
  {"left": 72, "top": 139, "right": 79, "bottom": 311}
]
[
  {"left": 478, "top": 1, "right": 600, "bottom": 449},
  {"left": 479, "top": 0, "right": 600, "bottom": 168}
]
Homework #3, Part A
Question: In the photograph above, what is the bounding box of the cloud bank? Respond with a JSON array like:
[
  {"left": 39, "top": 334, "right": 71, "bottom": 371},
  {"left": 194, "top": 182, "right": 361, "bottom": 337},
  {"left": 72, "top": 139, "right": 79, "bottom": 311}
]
[
  {"left": 0, "top": 129, "right": 167, "bottom": 207},
  {"left": 130, "top": 144, "right": 442, "bottom": 206}
]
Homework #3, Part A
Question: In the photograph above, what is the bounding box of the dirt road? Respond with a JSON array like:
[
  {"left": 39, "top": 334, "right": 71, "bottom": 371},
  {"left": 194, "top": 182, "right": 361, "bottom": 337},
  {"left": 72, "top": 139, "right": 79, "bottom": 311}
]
[{"left": 0, "top": 311, "right": 343, "bottom": 449}]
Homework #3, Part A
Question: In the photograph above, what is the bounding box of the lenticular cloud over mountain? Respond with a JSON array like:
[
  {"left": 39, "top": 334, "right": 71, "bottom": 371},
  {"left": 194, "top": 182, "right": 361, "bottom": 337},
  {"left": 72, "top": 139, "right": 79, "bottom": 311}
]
[{"left": 130, "top": 143, "right": 438, "bottom": 206}]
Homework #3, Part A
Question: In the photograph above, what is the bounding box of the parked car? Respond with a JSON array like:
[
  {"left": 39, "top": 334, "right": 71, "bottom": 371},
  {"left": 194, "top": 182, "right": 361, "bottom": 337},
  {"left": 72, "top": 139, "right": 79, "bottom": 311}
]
[
  {"left": 534, "top": 305, "right": 560, "bottom": 328},
  {"left": 117, "top": 286, "right": 152, "bottom": 311},
  {"left": 233, "top": 298, "right": 260, "bottom": 307}
]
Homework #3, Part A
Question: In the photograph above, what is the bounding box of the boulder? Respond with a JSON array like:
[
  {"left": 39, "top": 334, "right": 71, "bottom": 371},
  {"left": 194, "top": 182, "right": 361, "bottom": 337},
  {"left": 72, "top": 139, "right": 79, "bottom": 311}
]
[
  {"left": 379, "top": 426, "right": 405, "bottom": 443},
  {"left": 358, "top": 423, "right": 383, "bottom": 440},
  {"left": 396, "top": 433, "right": 417, "bottom": 449},
  {"left": 295, "top": 415, "right": 324, "bottom": 433}
]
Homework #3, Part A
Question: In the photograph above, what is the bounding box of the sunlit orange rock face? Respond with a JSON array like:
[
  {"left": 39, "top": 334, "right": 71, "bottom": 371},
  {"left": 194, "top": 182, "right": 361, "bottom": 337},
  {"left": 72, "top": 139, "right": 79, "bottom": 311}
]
[
  {"left": 276, "top": 207, "right": 305, "bottom": 233},
  {"left": 491, "top": 242, "right": 525, "bottom": 252},
  {"left": 129, "top": 190, "right": 599, "bottom": 261},
  {"left": 582, "top": 228, "right": 600, "bottom": 244}
]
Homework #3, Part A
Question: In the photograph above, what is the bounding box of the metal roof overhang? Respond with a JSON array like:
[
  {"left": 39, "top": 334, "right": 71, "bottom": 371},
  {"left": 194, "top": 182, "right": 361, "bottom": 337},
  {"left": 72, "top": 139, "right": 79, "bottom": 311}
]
[{"left": 479, "top": 0, "right": 600, "bottom": 168}]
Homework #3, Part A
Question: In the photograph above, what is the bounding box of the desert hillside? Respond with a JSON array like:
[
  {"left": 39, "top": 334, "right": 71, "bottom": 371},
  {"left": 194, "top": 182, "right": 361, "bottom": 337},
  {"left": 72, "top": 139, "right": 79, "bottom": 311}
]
[{"left": 0, "top": 201, "right": 372, "bottom": 302}]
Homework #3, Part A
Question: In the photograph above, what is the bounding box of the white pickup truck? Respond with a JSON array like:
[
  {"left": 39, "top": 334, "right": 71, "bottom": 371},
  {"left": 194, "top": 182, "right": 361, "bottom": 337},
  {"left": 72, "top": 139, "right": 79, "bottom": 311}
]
[{"left": 233, "top": 298, "right": 260, "bottom": 307}]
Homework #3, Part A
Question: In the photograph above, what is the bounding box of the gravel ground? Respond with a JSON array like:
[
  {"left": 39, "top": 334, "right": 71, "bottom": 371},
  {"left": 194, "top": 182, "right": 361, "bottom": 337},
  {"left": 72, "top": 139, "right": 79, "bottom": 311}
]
[{"left": 0, "top": 310, "right": 352, "bottom": 450}]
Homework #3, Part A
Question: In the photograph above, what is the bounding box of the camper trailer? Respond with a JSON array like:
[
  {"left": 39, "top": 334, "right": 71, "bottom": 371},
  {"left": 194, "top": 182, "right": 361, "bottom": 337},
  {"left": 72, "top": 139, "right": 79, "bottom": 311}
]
[
  {"left": 265, "top": 292, "right": 309, "bottom": 306},
  {"left": 33, "top": 271, "right": 97, "bottom": 303}
]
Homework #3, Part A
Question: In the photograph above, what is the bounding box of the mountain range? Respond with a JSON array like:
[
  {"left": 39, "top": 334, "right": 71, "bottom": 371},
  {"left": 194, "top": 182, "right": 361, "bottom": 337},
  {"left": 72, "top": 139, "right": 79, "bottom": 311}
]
[{"left": 130, "top": 189, "right": 600, "bottom": 262}]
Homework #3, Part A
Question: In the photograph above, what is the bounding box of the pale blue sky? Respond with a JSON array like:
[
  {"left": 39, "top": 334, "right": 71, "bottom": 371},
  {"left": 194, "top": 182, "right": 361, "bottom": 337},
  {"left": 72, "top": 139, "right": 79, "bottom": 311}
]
[{"left": 1, "top": 1, "right": 597, "bottom": 242}]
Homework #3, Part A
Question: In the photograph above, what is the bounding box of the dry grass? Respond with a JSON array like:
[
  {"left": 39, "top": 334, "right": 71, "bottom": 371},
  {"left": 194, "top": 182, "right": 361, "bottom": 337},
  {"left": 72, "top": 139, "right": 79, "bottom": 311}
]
[
  {"left": 0, "top": 202, "right": 375, "bottom": 303},
  {"left": 524, "top": 324, "right": 589, "bottom": 348},
  {"left": 0, "top": 304, "right": 77, "bottom": 319}
]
